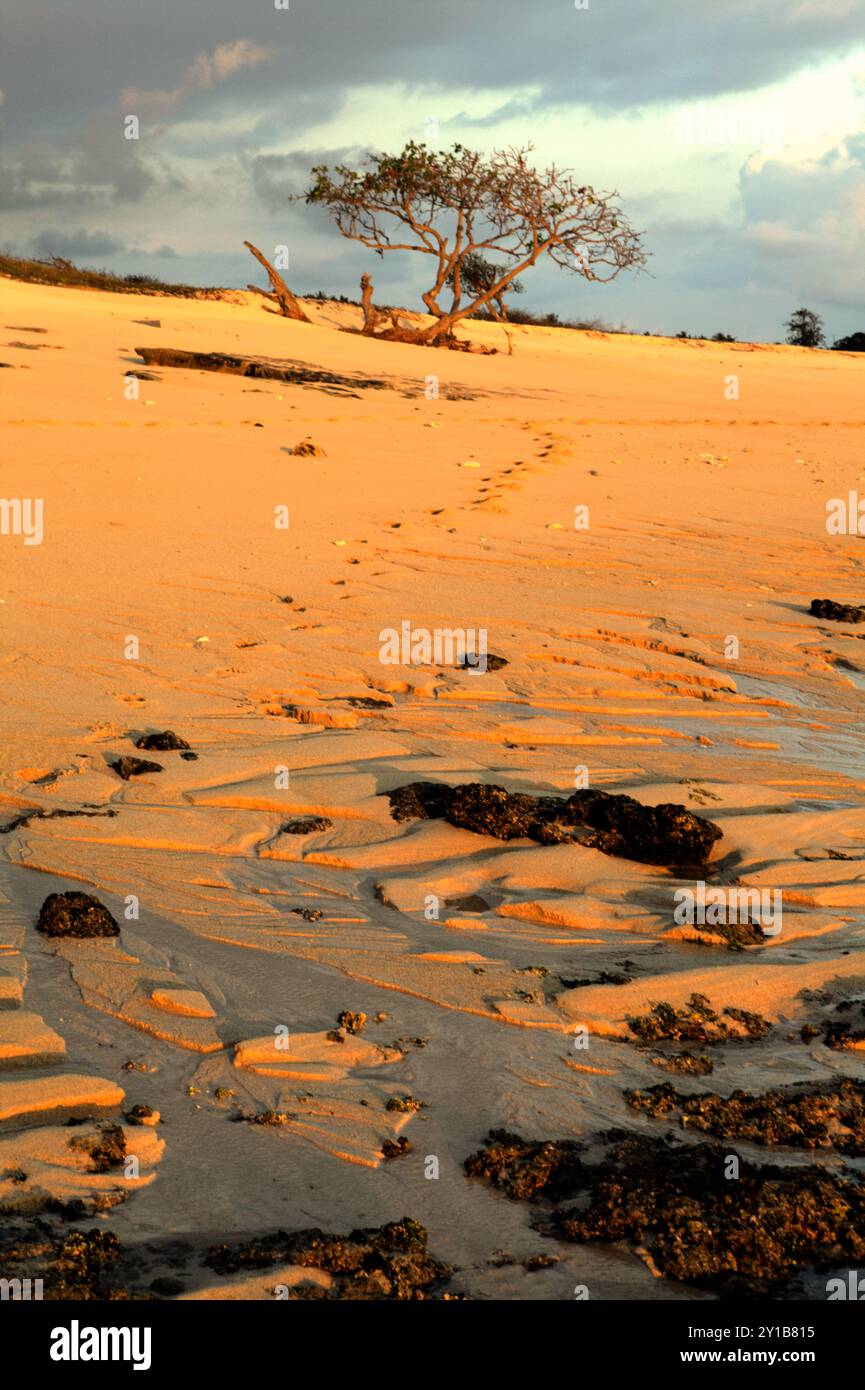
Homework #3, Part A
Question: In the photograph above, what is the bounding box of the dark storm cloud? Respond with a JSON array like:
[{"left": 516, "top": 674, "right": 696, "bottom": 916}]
[
  {"left": 248, "top": 148, "right": 357, "bottom": 213},
  {"left": 2, "top": 0, "right": 863, "bottom": 133},
  {"left": 2, "top": 1, "right": 862, "bottom": 340},
  {"left": 0, "top": 116, "right": 175, "bottom": 211},
  {"left": 30, "top": 228, "right": 124, "bottom": 258}
]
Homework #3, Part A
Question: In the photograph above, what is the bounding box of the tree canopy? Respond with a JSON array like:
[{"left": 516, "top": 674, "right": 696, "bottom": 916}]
[
  {"left": 832, "top": 331, "right": 865, "bottom": 352},
  {"left": 785, "top": 307, "right": 825, "bottom": 348},
  {"left": 302, "top": 142, "right": 647, "bottom": 345},
  {"left": 445, "top": 250, "right": 524, "bottom": 321}
]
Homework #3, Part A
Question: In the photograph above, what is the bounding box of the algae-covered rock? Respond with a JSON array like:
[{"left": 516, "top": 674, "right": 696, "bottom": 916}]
[
  {"left": 626, "top": 1077, "right": 865, "bottom": 1155},
  {"left": 36, "top": 892, "right": 119, "bottom": 939},
  {"left": 810, "top": 598, "right": 865, "bottom": 624},
  {"left": 384, "top": 781, "right": 722, "bottom": 867},
  {"left": 465, "top": 1128, "right": 865, "bottom": 1297},
  {"left": 134, "top": 730, "right": 191, "bottom": 751},
  {"left": 110, "top": 756, "right": 163, "bottom": 780},
  {"left": 205, "top": 1218, "right": 452, "bottom": 1299}
]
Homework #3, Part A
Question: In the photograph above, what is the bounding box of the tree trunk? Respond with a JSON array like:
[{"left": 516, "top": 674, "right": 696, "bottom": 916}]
[
  {"left": 360, "top": 273, "right": 387, "bottom": 334},
  {"left": 355, "top": 275, "right": 494, "bottom": 352},
  {"left": 243, "top": 241, "right": 310, "bottom": 322},
  {"left": 359, "top": 275, "right": 410, "bottom": 336}
]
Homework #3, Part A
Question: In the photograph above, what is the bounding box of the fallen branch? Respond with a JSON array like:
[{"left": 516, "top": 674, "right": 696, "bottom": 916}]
[
  {"left": 132, "top": 345, "right": 389, "bottom": 396},
  {"left": 243, "top": 241, "right": 311, "bottom": 322}
]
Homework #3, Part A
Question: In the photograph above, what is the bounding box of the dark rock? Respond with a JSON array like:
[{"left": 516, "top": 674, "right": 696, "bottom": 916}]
[
  {"left": 464, "top": 1129, "right": 586, "bottom": 1203},
  {"left": 69, "top": 1124, "right": 127, "bottom": 1173},
  {"left": 1, "top": 806, "right": 117, "bottom": 835},
  {"left": 810, "top": 598, "right": 865, "bottom": 624},
  {"left": 524, "top": 1254, "right": 558, "bottom": 1271},
  {"left": 179, "top": 751, "right": 199, "bottom": 761},
  {"left": 465, "top": 1128, "right": 865, "bottom": 1297},
  {"left": 280, "top": 816, "right": 333, "bottom": 834},
  {"left": 382, "top": 1137, "right": 413, "bottom": 1160},
  {"left": 291, "top": 437, "right": 326, "bottom": 457},
  {"left": 821, "top": 998, "right": 865, "bottom": 1051},
  {"left": 290, "top": 907, "right": 323, "bottom": 922},
  {"left": 110, "top": 756, "right": 163, "bottom": 780},
  {"left": 245, "top": 1109, "right": 289, "bottom": 1126},
  {"left": 384, "top": 781, "right": 722, "bottom": 867},
  {"left": 560, "top": 788, "right": 722, "bottom": 865},
  {"left": 0, "top": 1226, "right": 124, "bottom": 1299},
  {"left": 692, "top": 916, "right": 765, "bottom": 948},
  {"left": 37, "top": 891, "right": 119, "bottom": 939},
  {"left": 447, "top": 784, "right": 543, "bottom": 839},
  {"left": 560, "top": 970, "right": 629, "bottom": 989},
  {"left": 149, "top": 1276, "right": 185, "bottom": 1296},
  {"left": 337, "top": 1010, "right": 366, "bottom": 1034},
  {"left": 134, "top": 730, "right": 190, "bottom": 751},
  {"left": 626, "top": 1077, "right": 865, "bottom": 1156},
  {"left": 444, "top": 893, "right": 490, "bottom": 912},
  {"left": 206, "top": 1217, "right": 451, "bottom": 1299},
  {"left": 125, "top": 1105, "right": 156, "bottom": 1126},
  {"left": 386, "top": 1095, "right": 425, "bottom": 1113},
  {"left": 386, "top": 781, "right": 454, "bottom": 823},
  {"left": 626, "top": 993, "right": 771, "bottom": 1044},
  {"left": 457, "top": 651, "right": 509, "bottom": 671},
  {"left": 651, "top": 1051, "right": 714, "bottom": 1076}
]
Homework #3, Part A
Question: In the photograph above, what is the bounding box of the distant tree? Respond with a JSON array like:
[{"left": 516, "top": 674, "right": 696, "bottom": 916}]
[
  {"left": 831, "top": 331, "right": 865, "bottom": 352},
  {"left": 785, "top": 307, "right": 825, "bottom": 348},
  {"left": 508, "top": 308, "right": 560, "bottom": 327},
  {"left": 446, "top": 250, "right": 524, "bottom": 320},
  {"left": 712, "top": 332, "right": 735, "bottom": 342},
  {"left": 301, "top": 142, "right": 647, "bottom": 346}
]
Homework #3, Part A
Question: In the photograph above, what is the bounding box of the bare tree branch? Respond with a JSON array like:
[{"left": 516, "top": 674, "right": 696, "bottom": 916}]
[{"left": 243, "top": 241, "right": 311, "bottom": 323}]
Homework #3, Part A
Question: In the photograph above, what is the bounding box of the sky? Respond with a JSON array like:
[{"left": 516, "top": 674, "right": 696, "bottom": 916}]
[{"left": 1, "top": 0, "right": 864, "bottom": 342}]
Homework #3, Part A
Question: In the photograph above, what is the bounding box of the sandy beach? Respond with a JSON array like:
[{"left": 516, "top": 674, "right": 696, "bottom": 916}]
[{"left": 1, "top": 274, "right": 864, "bottom": 1300}]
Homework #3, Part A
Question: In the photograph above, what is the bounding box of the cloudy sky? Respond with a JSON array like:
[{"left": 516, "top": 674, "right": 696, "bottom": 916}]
[{"left": 2, "top": 0, "right": 864, "bottom": 341}]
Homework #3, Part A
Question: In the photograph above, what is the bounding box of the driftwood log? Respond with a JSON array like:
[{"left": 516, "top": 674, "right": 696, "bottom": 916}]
[
  {"left": 244, "top": 241, "right": 310, "bottom": 322},
  {"left": 131, "top": 345, "right": 390, "bottom": 397}
]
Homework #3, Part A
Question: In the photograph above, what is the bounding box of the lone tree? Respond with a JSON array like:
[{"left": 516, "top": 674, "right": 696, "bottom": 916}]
[
  {"left": 301, "top": 142, "right": 646, "bottom": 345},
  {"left": 446, "top": 250, "right": 524, "bottom": 321},
  {"left": 785, "top": 307, "right": 825, "bottom": 348}
]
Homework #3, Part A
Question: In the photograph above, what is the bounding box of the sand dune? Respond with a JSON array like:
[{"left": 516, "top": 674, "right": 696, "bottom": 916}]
[{"left": 1, "top": 275, "right": 863, "bottom": 1299}]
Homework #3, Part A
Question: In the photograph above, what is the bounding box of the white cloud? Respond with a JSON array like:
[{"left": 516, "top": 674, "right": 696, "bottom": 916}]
[{"left": 120, "top": 39, "right": 273, "bottom": 113}]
